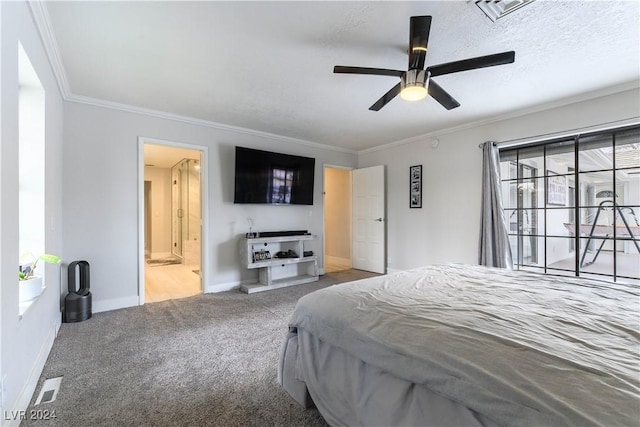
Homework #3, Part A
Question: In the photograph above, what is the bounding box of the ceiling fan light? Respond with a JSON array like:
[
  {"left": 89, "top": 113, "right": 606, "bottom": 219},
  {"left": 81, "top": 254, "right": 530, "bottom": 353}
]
[
  {"left": 400, "top": 85, "right": 428, "bottom": 101},
  {"left": 400, "top": 69, "right": 429, "bottom": 102}
]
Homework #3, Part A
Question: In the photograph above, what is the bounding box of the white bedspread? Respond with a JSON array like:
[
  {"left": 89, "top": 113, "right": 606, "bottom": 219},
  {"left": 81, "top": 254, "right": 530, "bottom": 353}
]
[{"left": 289, "top": 264, "right": 640, "bottom": 426}]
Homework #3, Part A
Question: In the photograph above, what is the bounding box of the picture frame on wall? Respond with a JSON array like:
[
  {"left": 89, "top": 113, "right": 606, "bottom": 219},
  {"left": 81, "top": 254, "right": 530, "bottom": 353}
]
[
  {"left": 546, "top": 170, "right": 567, "bottom": 206},
  {"left": 410, "top": 165, "right": 422, "bottom": 208}
]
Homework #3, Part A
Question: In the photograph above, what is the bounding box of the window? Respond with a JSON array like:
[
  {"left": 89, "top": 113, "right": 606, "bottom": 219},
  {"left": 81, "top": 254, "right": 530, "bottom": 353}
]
[
  {"left": 19, "top": 43, "right": 46, "bottom": 312},
  {"left": 500, "top": 126, "right": 640, "bottom": 284}
]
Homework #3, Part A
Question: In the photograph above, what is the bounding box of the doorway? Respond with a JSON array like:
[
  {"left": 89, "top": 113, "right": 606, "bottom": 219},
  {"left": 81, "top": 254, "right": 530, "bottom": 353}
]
[
  {"left": 139, "top": 138, "right": 207, "bottom": 304},
  {"left": 324, "top": 166, "right": 353, "bottom": 273}
]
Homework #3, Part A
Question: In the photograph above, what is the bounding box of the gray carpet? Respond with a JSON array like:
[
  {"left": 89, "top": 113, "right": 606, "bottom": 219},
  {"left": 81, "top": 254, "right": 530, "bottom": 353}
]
[{"left": 24, "top": 269, "right": 378, "bottom": 426}]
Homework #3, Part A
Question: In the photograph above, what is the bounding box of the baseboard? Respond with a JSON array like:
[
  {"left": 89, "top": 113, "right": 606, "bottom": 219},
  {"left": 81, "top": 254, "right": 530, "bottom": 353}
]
[
  {"left": 6, "top": 321, "right": 58, "bottom": 427},
  {"left": 205, "top": 280, "right": 246, "bottom": 293},
  {"left": 92, "top": 296, "right": 139, "bottom": 313},
  {"left": 386, "top": 267, "right": 403, "bottom": 274}
]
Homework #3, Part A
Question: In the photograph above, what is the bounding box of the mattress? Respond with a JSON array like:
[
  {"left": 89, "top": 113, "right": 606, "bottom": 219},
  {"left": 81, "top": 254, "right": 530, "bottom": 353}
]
[{"left": 280, "top": 264, "right": 640, "bottom": 426}]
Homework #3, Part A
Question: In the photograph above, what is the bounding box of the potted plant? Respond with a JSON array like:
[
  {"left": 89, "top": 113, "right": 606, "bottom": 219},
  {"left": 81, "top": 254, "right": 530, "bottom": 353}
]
[{"left": 19, "top": 253, "right": 61, "bottom": 302}]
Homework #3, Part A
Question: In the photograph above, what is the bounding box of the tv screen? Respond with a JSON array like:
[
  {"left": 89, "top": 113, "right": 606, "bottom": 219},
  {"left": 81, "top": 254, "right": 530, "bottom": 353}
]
[{"left": 234, "top": 146, "right": 315, "bottom": 205}]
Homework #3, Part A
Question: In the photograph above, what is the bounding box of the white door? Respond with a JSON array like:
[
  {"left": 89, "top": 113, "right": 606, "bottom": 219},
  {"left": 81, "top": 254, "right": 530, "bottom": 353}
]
[{"left": 352, "top": 165, "right": 386, "bottom": 273}]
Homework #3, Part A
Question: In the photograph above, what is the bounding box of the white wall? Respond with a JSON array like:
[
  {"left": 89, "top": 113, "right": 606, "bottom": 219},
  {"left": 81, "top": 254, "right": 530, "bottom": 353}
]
[
  {"left": 358, "top": 88, "right": 640, "bottom": 272},
  {"left": 63, "top": 102, "right": 357, "bottom": 311},
  {"left": 0, "top": 1, "right": 64, "bottom": 420}
]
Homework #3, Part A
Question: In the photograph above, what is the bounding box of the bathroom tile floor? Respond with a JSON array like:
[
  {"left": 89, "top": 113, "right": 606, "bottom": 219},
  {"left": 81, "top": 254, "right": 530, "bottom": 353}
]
[{"left": 145, "top": 262, "right": 201, "bottom": 303}]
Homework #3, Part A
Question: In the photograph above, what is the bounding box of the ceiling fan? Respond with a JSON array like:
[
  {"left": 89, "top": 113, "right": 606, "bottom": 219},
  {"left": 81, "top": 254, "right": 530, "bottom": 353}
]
[{"left": 334, "top": 16, "right": 515, "bottom": 111}]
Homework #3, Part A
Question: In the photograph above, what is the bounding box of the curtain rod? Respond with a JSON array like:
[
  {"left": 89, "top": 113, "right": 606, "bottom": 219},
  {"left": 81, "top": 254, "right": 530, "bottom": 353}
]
[{"left": 483, "top": 117, "right": 640, "bottom": 150}]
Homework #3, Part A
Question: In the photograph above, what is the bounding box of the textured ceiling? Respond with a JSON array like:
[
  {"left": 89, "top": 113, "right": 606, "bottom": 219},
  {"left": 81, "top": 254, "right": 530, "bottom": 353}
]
[{"left": 45, "top": 1, "right": 640, "bottom": 152}]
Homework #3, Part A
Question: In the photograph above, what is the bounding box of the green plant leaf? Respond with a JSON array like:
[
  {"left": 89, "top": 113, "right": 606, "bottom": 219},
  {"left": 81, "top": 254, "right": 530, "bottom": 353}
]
[{"left": 39, "top": 254, "right": 61, "bottom": 264}]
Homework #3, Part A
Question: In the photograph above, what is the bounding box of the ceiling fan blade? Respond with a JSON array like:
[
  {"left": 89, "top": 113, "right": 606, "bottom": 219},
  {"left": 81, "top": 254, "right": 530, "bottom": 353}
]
[
  {"left": 334, "top": 66, "right": 404, "bottom": 78},
  {"left": 428, "top": 80, "right": 460, "bottom": 110},
  {"left": 408, "top": 16, "right": 432, "bottom": 70},
  {"left": 369, "top": 83, "right": 401, "bottom": 111},
  {"left": 427, "top": 51, "right": 515, "bottom": 77}
]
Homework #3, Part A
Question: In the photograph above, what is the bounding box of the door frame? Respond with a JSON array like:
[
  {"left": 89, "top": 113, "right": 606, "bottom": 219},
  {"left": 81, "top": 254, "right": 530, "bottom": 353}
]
[
  {"left": 137, "top": 136, "right": 209, "bottom": 305},
  {"left": 322, "top": 164, "right": 353, "bottom": 274}
]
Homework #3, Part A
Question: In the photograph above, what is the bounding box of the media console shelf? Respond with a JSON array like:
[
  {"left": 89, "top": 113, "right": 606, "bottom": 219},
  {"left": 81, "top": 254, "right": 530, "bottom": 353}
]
[{"left": 240, "top": 234, "right": 319, "bottom": 294}]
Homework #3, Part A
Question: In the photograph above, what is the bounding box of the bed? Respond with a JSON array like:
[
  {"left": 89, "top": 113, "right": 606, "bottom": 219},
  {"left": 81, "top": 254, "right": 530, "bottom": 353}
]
[{"left": 278, "top": 264, "right": 639, "bottom": 426}]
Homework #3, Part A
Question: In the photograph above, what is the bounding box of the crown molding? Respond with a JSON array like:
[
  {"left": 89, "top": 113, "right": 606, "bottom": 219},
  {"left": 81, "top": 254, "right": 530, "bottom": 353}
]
[
  {"left": 358, "top": 80, "right": 640, "bottom": 155},
  {"left": 28, "top": 1, "right": 71, "bottom": 98},
  {"left": 67, "top": 94, "right": 357, "bottom": 155}
]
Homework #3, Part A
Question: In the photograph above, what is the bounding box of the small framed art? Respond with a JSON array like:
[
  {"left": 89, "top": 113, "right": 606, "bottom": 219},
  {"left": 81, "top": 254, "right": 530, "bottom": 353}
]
[{"left": 410, "top": 165, "right": 422, "bottom": 208}]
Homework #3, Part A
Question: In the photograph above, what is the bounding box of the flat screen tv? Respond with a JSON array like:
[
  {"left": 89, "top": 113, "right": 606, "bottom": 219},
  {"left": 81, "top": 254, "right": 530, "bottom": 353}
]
[{"left": 234, "top": 146, "right": 315, "bottom": 205}]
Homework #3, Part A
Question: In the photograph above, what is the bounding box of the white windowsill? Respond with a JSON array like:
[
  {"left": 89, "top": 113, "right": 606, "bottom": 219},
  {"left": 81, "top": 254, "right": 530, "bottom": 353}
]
[{"left": 19, "top": 285, "right": 46, "bottom": 319}]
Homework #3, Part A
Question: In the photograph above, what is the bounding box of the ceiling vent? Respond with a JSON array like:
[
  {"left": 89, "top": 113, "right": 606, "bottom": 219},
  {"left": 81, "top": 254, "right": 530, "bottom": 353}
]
[{"left": 475, "top": 0, "right": 536, "bottom": 22}]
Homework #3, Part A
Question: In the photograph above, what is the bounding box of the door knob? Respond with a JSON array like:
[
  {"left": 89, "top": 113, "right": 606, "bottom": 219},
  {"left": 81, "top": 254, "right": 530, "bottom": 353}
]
[{"left": 374, "top": 218, "right": 384, "bottom": 222}]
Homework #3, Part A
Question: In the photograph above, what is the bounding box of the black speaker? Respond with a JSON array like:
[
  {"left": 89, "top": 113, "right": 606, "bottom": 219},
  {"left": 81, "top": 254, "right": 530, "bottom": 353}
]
[{"left": 63, "top": 260, "right": 92, "bottom": 323}]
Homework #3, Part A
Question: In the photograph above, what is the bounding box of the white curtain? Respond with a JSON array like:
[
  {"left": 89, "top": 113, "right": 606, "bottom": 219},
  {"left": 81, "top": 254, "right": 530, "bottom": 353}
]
[{"left": 478, "top": 141, "right": 513, "bottom": 269}]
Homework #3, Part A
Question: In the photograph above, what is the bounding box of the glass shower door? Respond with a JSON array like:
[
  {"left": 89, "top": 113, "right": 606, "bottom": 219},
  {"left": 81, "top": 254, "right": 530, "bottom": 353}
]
[
  {"left": 172, "top": 161, "right": 185, "bottom": 258},
  {"left": 171, "top": 158, "right": 201, "bottom": 262}
]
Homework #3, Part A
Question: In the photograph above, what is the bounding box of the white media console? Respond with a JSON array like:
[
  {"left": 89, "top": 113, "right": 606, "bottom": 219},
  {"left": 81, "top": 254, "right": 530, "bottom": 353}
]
[{"left": 240, "top": 234, "right": 319, "bottom": 294}]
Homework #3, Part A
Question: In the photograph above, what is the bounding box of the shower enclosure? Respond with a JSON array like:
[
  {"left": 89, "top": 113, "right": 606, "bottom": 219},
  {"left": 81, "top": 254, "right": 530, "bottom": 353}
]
[{"left": 171, "top": 158, "right": 201, "bottom": 266}]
